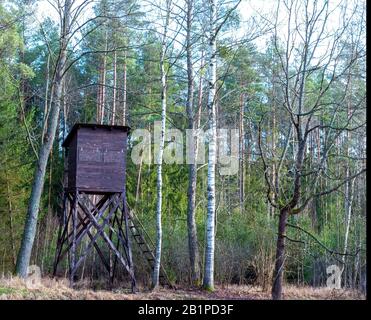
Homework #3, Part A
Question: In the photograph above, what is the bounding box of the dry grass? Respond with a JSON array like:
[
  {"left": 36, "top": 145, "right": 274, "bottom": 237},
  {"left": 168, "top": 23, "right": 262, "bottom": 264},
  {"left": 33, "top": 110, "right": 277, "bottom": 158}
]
[{"left": 0, "top": 276, "right": 365, "bottom": 300}]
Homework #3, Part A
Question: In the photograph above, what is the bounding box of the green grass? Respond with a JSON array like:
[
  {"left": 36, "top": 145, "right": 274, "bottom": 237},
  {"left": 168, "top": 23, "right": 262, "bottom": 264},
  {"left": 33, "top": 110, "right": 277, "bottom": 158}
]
[
  {"left": 0, "top": 287, "right": 17, "bottom": 295},
  {"left": 0, "top": 286, "right": 30, "bottom": 297}
]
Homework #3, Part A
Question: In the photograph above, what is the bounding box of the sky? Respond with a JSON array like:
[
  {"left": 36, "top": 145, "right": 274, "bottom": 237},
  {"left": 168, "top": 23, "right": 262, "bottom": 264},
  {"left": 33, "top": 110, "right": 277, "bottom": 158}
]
[
  {"left": 35, "top": 0, "right": 271, "bottom": 30},
  {"left": 34, "top": 0, "right": 278, "bottom": 53},
  {"left": 34, "top": 0, "right": 363, "bottom": 57}
]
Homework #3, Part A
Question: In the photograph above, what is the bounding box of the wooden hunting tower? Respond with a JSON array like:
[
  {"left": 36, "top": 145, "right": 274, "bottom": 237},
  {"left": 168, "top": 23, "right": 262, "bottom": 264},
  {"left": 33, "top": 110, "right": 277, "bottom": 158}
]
[
  {"left": 63, "top": 123, "right": 129, "bottom": 193},
  {"left": 53, "top": 123, "right": 171, "bottom": 291}
]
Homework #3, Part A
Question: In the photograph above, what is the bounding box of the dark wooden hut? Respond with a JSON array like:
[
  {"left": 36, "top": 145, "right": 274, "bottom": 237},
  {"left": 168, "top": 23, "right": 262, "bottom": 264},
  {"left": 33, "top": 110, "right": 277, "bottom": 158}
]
[{"left": 62, "top": 123, "right": 130, "bottom": 193}]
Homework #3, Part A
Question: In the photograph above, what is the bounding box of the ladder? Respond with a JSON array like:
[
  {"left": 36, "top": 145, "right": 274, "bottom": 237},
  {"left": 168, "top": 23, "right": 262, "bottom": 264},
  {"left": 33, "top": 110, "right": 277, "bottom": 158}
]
[{"left": 126, "top": 205, "right": 174, "bottom": 289}]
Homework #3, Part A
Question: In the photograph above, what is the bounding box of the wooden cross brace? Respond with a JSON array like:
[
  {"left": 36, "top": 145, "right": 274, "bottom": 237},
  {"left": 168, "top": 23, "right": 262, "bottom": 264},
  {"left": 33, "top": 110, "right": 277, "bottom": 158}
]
[{"left": 53, "top": 191, "right": 136, "bottom": 291}]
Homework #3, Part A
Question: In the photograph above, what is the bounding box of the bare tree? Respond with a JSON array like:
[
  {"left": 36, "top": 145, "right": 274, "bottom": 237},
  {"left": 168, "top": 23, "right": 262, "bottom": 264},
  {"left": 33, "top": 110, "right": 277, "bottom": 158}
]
[
  {"left": 16, "top": 0, "right": 73, "bottom": 277},
  {"left": 258, "top": 0, "right": 366, "bottom": 300},
  {"left": 15, "top": 0, "right": 113, "bottom": 278},
  {"left": 185, "top": 0, "right": 202, "bottom": 286}
]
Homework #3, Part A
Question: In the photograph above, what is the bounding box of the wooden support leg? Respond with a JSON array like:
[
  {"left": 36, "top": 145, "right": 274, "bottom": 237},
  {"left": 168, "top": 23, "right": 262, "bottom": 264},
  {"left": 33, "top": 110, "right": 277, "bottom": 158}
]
[
  {"left": 123, "top": 197, "right": 136, "bottom": 293},
  {"left": 112, "top": 210, "right": 128, "bottom": 284},
  {"left": 109, "top": 210, "right": 116, "bottom": 287},
  {"left": 53, "top": 192, "right": 67, "bottom": 276},
  {"left": 70, "top": 191, "right": 78, "bottom": 287}
]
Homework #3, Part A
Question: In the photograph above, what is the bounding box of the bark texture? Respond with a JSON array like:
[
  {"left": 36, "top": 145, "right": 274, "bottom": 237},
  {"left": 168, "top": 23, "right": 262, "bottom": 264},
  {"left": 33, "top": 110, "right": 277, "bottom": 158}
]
[{"left": 203, "top": 0, "right": 217, "bottom": 291}]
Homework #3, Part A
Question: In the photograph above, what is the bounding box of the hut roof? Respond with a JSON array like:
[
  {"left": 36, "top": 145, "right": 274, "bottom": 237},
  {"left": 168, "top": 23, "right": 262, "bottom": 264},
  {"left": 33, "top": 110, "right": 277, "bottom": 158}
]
[{"left": 62, "top": 123, "right": 131, "bottom": 147}]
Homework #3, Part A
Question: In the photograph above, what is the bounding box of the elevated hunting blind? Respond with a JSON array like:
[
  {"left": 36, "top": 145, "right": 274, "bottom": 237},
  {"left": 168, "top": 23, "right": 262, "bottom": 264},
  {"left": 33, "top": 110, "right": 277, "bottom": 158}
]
[
  {"left": 62, "top": 123, "right": 129, "bottom": 193},
  {"left": 53, "top": 124, "right": 172, "bottom": 291}
]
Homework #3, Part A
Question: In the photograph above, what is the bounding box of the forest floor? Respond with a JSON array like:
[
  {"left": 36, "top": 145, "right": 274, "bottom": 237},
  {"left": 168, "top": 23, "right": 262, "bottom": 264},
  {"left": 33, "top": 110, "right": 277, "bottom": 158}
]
[{"left": 0, "top": 277, "right": 365, "bottom": 300}]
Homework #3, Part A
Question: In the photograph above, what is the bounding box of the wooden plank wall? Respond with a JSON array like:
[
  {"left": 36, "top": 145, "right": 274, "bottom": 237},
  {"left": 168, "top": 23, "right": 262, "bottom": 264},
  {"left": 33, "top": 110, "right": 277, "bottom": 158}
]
[{"left": 66, "top": 127, "right": 128, "bottom": 193}]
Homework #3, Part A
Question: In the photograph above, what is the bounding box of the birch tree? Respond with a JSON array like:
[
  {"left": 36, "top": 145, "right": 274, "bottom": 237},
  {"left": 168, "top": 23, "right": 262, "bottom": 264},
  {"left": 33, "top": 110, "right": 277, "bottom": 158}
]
[
  {"left": 203, "top": 0, "right": 217, "bottom": 292},
  {"left": 152, "top": 0, "right": 172, "bottom": 289},
  {"left": 202, "top": 0, "right": 242, "bottom": 291}
]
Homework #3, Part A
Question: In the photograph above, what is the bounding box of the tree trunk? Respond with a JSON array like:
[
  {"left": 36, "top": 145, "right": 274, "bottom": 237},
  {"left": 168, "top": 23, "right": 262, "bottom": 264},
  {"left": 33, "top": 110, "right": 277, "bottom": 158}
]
[
  {"left": 271, "top": 208, "right": 289, "bottom": 300},
  {"left": 62, "top": 82, "right": 68, "bottom": 139},
  {"left": 185, "top": 0, "right": 201, "bottom": 286},
  {"left": 100, "top": 30, "right": 108, "bottom": 124},
  {"left": 122, "top": 51, "right": 127, "bottom": 125},
  {"left": 270, "top": 99, "right": 277, "bottom": 218},
  {"left": 152, "top": 1, "right": 170, "bottom": 289},
  {"left": 5, "top": 171, "right": 17, "bottom": 268},
  {"left": 43, "top": 53, "right": 50, "bottom": 127},
  {"left": 16, "top": 0, "right": 71, "bottom": 278},
  {"left": 135, "top": 152, "right": 143, "bottom": 208},
  {"left": 96, "top": 61, "right": 102, "bottom": 123},
  {"left": 203, "top": 0, "right": 217, "bottom": 291},
  {"left": 111, "top": 50, "right": 117, "bottom": 125},
  {"left": 239, "top": 90, "right": 245, "bottom": 213},
  {"left": 342, "top": 123, "right": 355, "bottom": 287}
]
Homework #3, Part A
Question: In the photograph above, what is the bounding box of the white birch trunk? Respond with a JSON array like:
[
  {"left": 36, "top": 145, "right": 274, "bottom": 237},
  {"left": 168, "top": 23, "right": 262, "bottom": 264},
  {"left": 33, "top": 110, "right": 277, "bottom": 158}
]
[
  {"left": 239, "top": 91, "right": 245, "bottom": 213},
  {"left": 203, "top": 0, "right": 217, "bottom": 291},
  {"left": 342, "top": 174, "right": 355, "bottom": 286},
  {"left": 152, "top": 0, "right": 171, "bottom": 289},
  {"left": 122, "top": 50, "right": 127, "bottom": 126},
  {"left": 342, "top": 81, "right": 355, "bottom": 287}
]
